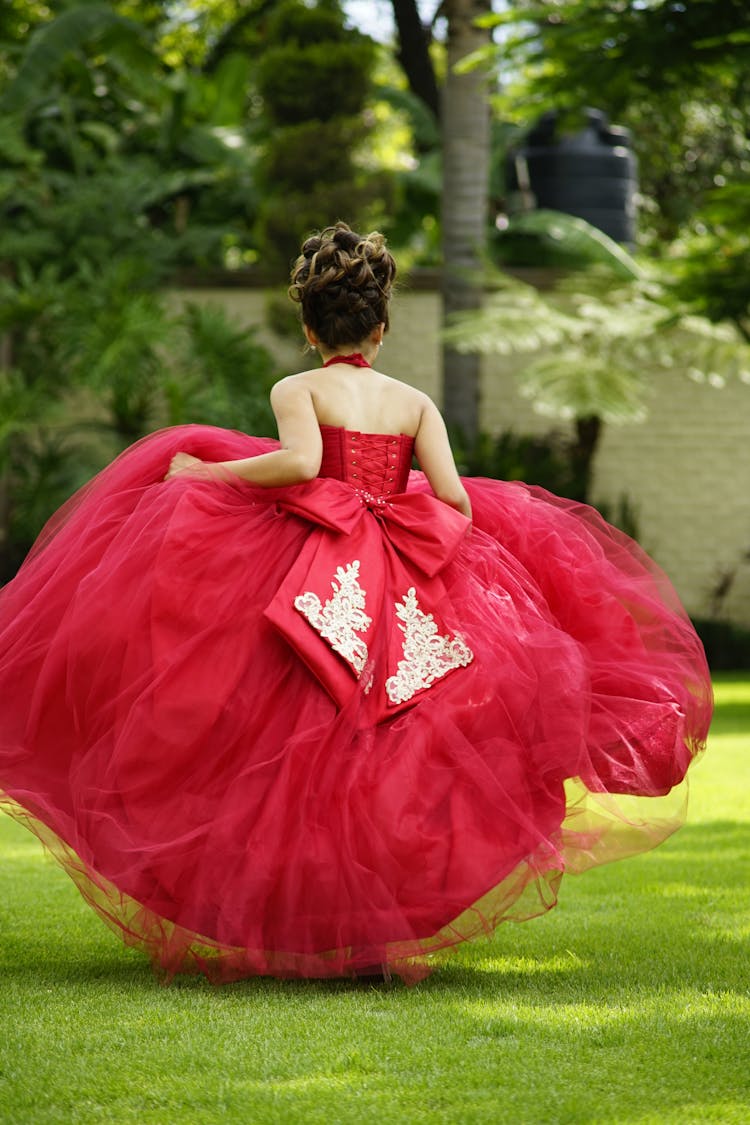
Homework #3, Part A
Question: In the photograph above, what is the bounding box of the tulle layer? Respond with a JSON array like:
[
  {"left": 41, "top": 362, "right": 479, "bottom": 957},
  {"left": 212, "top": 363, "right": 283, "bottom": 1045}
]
[{"left": 0, "top": 426, "right": 712, "bottom": 981}]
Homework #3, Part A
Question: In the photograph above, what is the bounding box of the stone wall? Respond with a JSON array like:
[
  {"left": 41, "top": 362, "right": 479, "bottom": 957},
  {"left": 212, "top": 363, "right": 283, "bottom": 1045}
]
[{"left": 172, "top": 283, "right": 750, "bottom": 626}]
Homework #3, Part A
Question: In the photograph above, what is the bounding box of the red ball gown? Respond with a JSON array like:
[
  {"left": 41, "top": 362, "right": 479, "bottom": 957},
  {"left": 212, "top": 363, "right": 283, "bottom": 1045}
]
[{"left": 0, "top": 417, "right": 712, "bottom": 982}]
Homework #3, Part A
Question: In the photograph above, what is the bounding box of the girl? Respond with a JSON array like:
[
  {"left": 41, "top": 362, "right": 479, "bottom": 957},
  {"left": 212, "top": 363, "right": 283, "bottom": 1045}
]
[{"left": 0, "top": 223, "right": 712, "bottom": 983}]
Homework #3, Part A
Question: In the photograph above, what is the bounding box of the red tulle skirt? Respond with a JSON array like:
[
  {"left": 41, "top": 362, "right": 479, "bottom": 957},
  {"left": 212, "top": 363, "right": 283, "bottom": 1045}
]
[{"left": 0, "top": 426, "right": 712, "bottom": 982}]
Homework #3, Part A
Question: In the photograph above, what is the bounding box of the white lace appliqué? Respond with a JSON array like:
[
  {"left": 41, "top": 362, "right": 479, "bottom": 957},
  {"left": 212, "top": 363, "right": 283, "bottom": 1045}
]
[
  {"left": 294, "top": 560, "right": 371, "bottom": 675},
  {"left": 385, "top": 587, "right": 473, "bottom": 705}
]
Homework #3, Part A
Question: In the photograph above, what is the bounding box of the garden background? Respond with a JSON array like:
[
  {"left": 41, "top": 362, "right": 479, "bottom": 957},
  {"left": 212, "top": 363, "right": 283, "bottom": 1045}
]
[
  {"left": 2, "top": 0, "right": 750, "bottom": 647},
  {"left": 1, "top": 2, "right": 749, "bottom": 1121}
]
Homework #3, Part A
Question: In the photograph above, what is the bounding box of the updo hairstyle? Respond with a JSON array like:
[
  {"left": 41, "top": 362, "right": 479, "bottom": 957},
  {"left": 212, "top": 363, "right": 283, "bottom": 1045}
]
[{"left": 288, "top": 222, "right": 397, "bottom": 349}]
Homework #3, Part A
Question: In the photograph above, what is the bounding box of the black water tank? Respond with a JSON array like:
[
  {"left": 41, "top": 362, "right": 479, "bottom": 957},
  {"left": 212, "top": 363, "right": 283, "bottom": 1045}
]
[{"left": 507, "top": 108, "right": 638, "bottom": 244}]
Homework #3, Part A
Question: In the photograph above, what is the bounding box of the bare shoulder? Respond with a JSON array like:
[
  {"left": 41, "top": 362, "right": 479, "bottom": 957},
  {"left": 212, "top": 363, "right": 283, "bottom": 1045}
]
[
  {"left": 270, "top": 372, "right": 315, "bottom": 403},
  {"left": 409, "top": 388, "right": 444, "bottom": 427},
  {"left": 412, "top": 392, "right": 454, "bottom": 459},
  {"left": 380, "top": 374, "right": 432, "bottom": 413}
]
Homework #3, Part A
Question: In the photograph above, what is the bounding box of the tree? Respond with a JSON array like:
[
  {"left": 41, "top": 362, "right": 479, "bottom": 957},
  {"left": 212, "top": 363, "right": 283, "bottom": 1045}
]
[
  {"left": 434, "top": 0, "right": 750, "bottom": 476},
  {"left": 443, "top": 212, "right": 750, "bottom": 501},
  {"left": 669, "top": 183, "right": 750, "bottom": 345},
  {"left": 440, "top": 0, "right": 492, "bottom": 441},
  {"left": 388, "top": 0, "right": 493, "bottom": 440},
  {"left": 391, "top": 0, "right": 440, "bottom": 122},
  {"left": 0, "top": 0, "right": 276, "bottom": 577},
  {"left": 487, "top": 1, "right": 750, "bottom": 246},
  {"left": 253, "top": 0, "right": 382, "bottom": 273}
]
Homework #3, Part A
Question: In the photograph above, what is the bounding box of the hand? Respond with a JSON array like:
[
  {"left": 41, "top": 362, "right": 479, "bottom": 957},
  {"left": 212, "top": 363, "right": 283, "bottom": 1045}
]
[{"left": 164, "top": 452, "right": 207, "bottom": 480}]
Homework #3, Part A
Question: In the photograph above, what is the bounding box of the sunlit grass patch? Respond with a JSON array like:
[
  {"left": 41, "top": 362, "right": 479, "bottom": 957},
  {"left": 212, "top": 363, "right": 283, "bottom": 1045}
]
[{"left": 0, "top": 674, "right": 747, "bottom": 1124}]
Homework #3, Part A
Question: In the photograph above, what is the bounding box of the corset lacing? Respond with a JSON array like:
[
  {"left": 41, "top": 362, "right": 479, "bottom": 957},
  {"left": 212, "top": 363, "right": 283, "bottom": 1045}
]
[
  {"left": 347, "top": 431, "right": 404, "bottom": 508},
  {"left": 318, "top": 426, "right": 414, "bottom": 505}
]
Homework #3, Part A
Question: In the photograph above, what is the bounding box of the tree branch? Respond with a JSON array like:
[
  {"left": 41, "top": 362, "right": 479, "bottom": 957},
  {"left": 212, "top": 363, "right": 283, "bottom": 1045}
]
[{"left": 391, "top": 0, "right": 440, "bottom": 121}]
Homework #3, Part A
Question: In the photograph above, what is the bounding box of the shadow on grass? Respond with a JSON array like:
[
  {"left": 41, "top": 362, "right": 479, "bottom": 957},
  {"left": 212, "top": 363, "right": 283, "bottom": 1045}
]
[
  {"left": 3, "top": 820, "right": 746, "bottom": 1011},
  {"left": 2, "top": 820, "right": 748, "bottom": 1125}
]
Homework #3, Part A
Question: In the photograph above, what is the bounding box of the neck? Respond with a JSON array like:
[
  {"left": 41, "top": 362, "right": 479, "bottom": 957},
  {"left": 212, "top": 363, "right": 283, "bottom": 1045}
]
[
  {"left": 322, "top": 352, "right": 371, "bottom": 369},
  {"left": 318, "top": 343, "right": 379, "bottom": 366}
]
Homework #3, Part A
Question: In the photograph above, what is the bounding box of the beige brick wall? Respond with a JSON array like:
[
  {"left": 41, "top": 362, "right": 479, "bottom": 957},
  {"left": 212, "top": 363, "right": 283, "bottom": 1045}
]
[
  {"left": 480, "top": 355, "right": 750, "bottom": 628},
  {"left": 173, "top": 286, "right": 750, "bottom": 626},
  {"left": 171, "top": 285, "right": 444, "bottom": 396}
]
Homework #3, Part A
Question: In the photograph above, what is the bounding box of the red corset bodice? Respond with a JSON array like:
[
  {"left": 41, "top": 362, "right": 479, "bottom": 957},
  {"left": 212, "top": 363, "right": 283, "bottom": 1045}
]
[{"left": 318, "top": 425, "right": 414, "bottom": 502}]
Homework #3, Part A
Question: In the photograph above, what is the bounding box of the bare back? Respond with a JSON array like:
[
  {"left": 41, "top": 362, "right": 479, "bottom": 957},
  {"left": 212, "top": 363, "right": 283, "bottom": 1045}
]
[
  {"left": 271, "top": 363, "right": 471, "bottom": 518},
  {"left": 297, "top": 363, "right": 425, "bottom": 437}
]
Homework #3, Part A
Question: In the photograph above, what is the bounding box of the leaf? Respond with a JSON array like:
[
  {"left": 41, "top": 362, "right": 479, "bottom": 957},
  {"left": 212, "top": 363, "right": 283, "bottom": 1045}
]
[
  {"left": 78, "top": 120, "right": 120, "bottom": 155},
  {"left": 1, "top": 5, "right": 145, "bottom": 116},
  {"left": 371, "top": 84, "right": 440, "bottom": 151},
  {"left": 443, "top": 260, "right": 750, "bottom": 424},
  {"left": 208, "top": 51, "right": 253, "bottom": 126},
  {"left": 443, "top": 274, "right": 588, "bottom": 355},
  {"left": 518, "top": 353, "right": 649, "bottom": 425},
  {"left": 0, "top": 116, "right": 42, "bottom": 167},
  {"left": 453, "top": 45, "right": 497, "bottom": 76},
  {"left": 399, "top": 150, "right": 442, "bottom": 196},
  {"left": 507, "top": 211, "right": 643, "bottom": 280}
]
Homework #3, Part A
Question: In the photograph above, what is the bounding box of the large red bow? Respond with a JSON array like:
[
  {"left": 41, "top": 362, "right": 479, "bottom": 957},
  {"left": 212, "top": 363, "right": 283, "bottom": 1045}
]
[{"left": 263, "top": 480, "right": 472, "bottom": 717}]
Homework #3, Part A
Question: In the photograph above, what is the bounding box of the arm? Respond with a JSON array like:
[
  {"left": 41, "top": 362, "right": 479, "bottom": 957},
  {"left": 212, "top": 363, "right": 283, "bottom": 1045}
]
[
  {"left": 166, "top": 378, "right": 323, "bottom": 486},
  {"left": 413, "top": 396, "right": 472, "bottom": 519}
]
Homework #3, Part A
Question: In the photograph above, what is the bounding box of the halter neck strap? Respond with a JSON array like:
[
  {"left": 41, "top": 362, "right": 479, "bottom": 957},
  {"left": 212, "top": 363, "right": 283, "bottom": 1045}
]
[{"left": 321, "top": 353, "right": 371, "bottom": 368}]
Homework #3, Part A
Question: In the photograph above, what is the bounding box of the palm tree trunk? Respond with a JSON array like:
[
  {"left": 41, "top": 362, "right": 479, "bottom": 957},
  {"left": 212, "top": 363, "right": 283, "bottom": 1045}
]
[{"left": 441, "top": 0, "right": 491, "bottom": 443}]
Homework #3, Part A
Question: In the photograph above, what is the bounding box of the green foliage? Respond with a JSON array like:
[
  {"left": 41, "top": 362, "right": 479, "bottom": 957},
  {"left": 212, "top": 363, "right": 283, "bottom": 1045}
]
[
  {"left": 258, "top": 42, "right": 374, "bottom": 125},
  {"left": 365, "top": 68, "right": 443, "bottom": 265},
  {"left": 70, "top": 271, "right": 176, "bottom": 440},
  {"left": 454, "top": 427, "right": 582, "bottom": 496},
  {"left": 165, "top": 302, "right": 277, "bottom": 437},
  {"left": 0, "top": 263, "right": 278, "bottom": 580},
  {"left": 669, "top": 181, "right": 750, "bottom": 343},
  {"left": 693, "top": 620, "right": 750, "bottom": 672},
  {"left": 445, "top": 209, "right": 750, "bottom": 501},
  {"left": 0, "top": 428, "right": 85, "bottom": 578},
  {"left": 263, "top": 0, "right": 348, "bottom": 47},
  {"left": 492, "top": 209, "right": 642, "bottom": 278},
  {"left": 147, "top": 0, "right": 275, "bottom": 70},
  {"left": 519, "top": 350, "right": 649, "bottom": 426},
  {"left": 0, "top": 0, "right": 283, "bottom": 577},
  {"left": 264, "top": 118, "right": 366, "bottom": 185},
  {"left": 486, "top": 1, "right": 750, "bottom": 251},
  {"left": 0, "top": 1, "right": 264, "bottom": 267},
  {"left": 453, "top": 426, "right": 642, "bottom": 535},
  {"left": 253, "top": 0, "right": 381, "bottom": 272},
  {"left": 376, "top": 82, "right": 440, "bottom": 155},
  {"left": 0, "top": 4, "right": 153, "bottom": 116},
  {"left": 445, "top": 212, "right": 750, "bottom": 427},
  {"left": 484, "top": 1, "right": 750, "bottom": 100}
]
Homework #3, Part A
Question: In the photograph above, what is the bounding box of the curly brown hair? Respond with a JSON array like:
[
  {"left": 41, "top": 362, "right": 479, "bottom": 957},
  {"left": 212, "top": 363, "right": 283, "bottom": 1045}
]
[{"left": 288, "top": 222, "right": 397, "bottom": 349}]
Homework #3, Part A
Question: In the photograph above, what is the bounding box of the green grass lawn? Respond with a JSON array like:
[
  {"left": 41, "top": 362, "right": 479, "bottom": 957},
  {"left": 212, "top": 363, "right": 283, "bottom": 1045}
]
[{"left": 1, "top": 675, "right": 748, "bottom": 1125}]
